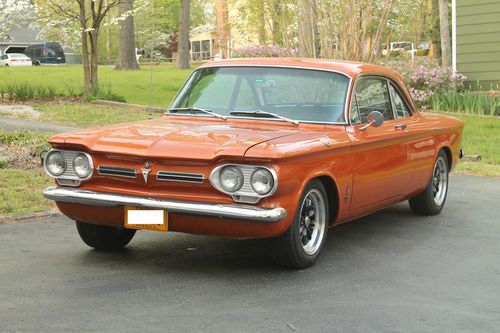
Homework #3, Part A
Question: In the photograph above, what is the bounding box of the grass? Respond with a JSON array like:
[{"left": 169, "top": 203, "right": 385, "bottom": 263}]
[
  {"left": 0, "top": 64, "right": 192, "bottom": 107},
  {"left": 0, "top": 169, "right": 54, "bottom": 216},
  {"left": 34, "top": 103, "right": 154, "bottom": 127}
]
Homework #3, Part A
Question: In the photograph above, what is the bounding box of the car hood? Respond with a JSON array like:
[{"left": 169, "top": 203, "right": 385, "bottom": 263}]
[{"left": 49, "top": 117, "right": 307, "bottom": 160}]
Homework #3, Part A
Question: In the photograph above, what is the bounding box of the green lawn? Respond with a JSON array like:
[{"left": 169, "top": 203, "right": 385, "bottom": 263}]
[
  {"left": 34, "top": 103, "right": 155, "bottom": 127},
  {"left": 0, "top": 64, "right": 192, "bottom": 107}
]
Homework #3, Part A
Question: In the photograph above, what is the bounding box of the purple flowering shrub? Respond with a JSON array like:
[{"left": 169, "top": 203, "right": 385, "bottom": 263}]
[
  {"left": 381, "top": 58, "right": 467, "bottom": 108},
  {"left": 234, "top": 44, "right": 298, "bottom": 58}
]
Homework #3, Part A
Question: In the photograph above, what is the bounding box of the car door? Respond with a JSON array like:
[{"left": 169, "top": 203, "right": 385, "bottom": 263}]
[
  {"left": 387, "top": 81, "right": 436, "bottom": 194},
  {"left": 0, "top": 55, "right": 7, "bottom": 66},
  {"left": 348, "top": 76, "right": 409, "bottom": 213}
]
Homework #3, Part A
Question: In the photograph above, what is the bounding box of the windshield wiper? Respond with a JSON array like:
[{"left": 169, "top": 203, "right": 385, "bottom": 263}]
[
  {"left": 167, "top": 107, "right": 226, "bottom": 120},
  {"left": 229, "top": 110, "right": 299, "bottom": 126}
]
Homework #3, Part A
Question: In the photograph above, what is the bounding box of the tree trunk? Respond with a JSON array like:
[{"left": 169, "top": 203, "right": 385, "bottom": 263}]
[
  {"left": 90, "top": 30, "right": 100, "bottom": 88},
  {"left": 116, "top": 0, "right": 139, "bottom": 70},
  {"left": 297, "top": 0, "right": 317, "bottom": 58},
  {"left": 177, "top": 0, "right": 190, "bottom": 69},
  {"left": 439, "top": 0, "right": 451, "bottom": 67},
  {"left": 81, "top": 31, "right": 91, "bottom": 97},
  {"left": 78, "top": 0, "right": 91, "bottom": 97}
]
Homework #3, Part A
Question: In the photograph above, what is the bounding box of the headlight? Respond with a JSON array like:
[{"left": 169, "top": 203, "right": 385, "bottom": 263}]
[
  {"left": 73, "top": 153, "right": 91, "bottom": 178},
  {"left": 219, "top": 166, "right": 243, "bottom": 192},
  {"left": 45, "top": 151, "right": 66, "bottom": 176},
  {"left": 250, "top": 168, "right": 274, "bottom": 195}
]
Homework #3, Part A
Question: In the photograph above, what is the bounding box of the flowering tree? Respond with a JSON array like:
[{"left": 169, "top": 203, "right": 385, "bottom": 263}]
[
  {"left": 0, "top": 0, "right": 36, "bottom": 40},
  {"left": 35, "top": 1, "right": 120, "bottom": 96}
]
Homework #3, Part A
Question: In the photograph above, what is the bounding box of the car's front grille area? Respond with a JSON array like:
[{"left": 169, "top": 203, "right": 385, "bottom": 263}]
[
  {"left": 97, "top": 166, "right": 137, "bottom": 178},
  {"left": 156, "top": 171, "right": 205, "bottom": 184}
]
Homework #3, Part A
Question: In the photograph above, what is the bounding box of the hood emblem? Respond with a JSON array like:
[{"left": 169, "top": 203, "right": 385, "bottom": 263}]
[{"left": 141, "top": 161, "right": 151, "bottom": 184}]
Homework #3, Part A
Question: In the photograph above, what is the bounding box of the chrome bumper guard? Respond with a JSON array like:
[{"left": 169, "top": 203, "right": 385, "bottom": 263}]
[{"left": 43, "top": 186, "right": 287, "bottom": 223}]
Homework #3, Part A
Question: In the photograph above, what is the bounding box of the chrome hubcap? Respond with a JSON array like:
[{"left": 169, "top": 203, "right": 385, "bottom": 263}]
[
  {"left": 433, "top": 157, "right": 448, "bottom": 206},
  {"left": 299, "top": 189, "right": 326, "bottom": 255}
]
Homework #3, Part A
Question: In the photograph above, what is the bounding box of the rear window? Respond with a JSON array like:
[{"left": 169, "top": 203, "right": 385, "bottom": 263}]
[{"left": 45, "top": 44, "right": 64, "bottom": 56}]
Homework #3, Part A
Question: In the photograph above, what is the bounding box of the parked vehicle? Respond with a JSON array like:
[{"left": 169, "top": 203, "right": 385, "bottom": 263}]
[
  {"left": 0, "top": 53, "right": 32, "bottom": 67},
  {"left": 42, "top": 59, "right": 464, "bottom": 269},
  {"left": 382, "top": 41, "right": 414, "bottom": 56},
  {"left": 23, "top": 42, "right": 65, "bottom": 65}
]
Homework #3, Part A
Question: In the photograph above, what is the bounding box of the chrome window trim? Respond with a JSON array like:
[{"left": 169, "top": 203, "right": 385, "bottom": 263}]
[
  {"left": 97, "top": 166, "right": 138, "bottom": 179},
  {"left": 169, "top": 65, "right": 353, "bottom": 126},
  {"left": 209, "top": 164, "right": 278, "bottom": 203},
  {"left": 43, "top": 149, "right": 94, "bottom": 182},
  {"left": 349, "top": 72, "right": 416, "bottom": 125}
]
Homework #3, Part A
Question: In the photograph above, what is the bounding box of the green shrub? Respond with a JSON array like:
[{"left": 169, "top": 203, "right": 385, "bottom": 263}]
[
  {"left": 0, "top": 159, "right": 7, "bottom": 169},
  {"left": 5, "top": 84, "right": 15, "bottom": 101},
  {"left": 431, "top": 91, "right": 500, "bottom": 116},
  {"left": 65, "top": 83, "right": 83, "bottom": 97}
]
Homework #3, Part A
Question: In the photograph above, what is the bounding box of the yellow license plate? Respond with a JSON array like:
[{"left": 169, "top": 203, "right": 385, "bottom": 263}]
[{"left": 124, "top": 206, "right": 168, "bottom": 232}]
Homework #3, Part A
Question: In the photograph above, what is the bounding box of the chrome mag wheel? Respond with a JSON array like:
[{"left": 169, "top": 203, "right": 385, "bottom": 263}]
[
  {"left": 433, "top": 156, "right": 448, "bottom": 206},
  {"left": 299, "top": 189, "right": 327, "bottom": 255}
]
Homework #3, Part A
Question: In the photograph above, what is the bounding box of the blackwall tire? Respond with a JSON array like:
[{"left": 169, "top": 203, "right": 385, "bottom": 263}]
[
  {"left": 270, "top": 180, "right": 329, "bottom": 269},
  {"left": 409, "top": 150, "right": 449, "bottom": 216},
  {"left": 76, "top": 221, "right": 136, "bottom": 250}
]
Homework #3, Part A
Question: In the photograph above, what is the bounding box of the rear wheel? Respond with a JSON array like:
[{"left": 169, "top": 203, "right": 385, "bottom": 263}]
[
  {"left": 409, "top": 150, "right": 449, "bottom": 215},
  {"left": 76, "top": 221, "right": 136, "bottom": 250},
  {"left": 270, "top": 180, "right": 329, "bottom": 269}
]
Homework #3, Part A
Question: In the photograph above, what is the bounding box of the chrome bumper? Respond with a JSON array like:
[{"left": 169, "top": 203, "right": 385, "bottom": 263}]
[{"left": 43, "top": 186, "right": 287, "bottom": 223}]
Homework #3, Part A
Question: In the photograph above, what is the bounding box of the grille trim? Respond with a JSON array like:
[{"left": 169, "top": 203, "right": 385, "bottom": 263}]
[
  {"left": 97, "top": 166, "right": 137, "bottom": 178},
  {"left": 156, "top": 171, "right": 205, "bottom": 184}
]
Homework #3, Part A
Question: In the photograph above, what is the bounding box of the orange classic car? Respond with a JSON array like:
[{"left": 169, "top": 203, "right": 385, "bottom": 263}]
[{"left": 43, "top": 59, "right": 464, "bottom": 268}]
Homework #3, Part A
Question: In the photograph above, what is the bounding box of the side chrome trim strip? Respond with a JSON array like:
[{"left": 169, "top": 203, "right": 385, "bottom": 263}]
[{"left": 43, "top": 186, "right": 286, "bottom": 223}]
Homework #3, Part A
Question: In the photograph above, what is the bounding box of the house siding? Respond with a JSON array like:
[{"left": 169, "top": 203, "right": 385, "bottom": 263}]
[{"left": 456, "top": 0, "right": 500, "bottom": 90}]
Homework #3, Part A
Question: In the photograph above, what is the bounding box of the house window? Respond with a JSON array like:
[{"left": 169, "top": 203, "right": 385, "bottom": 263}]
[{"left": 191, "top": 39, "right": 211, "bottom": 61}]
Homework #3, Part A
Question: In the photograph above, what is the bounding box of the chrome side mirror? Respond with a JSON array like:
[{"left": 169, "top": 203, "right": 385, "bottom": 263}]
[{"left": 359, "top": 111, "right": 384, "bottom": 131}]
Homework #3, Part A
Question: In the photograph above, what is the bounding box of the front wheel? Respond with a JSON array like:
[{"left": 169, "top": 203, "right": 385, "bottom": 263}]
[
  {"left": 270, "top": 180, "right": 329, "bottom": 269},
  {"left": 76, "top": 221, "right": 136, "bottom": 250},
  {"left": 409, "top": 150, "right": 449, "bottom": 215}
]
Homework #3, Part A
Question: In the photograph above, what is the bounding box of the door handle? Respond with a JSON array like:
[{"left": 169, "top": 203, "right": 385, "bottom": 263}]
[{"left": 395, "top": 123, "right": 407, "bottom": 130}]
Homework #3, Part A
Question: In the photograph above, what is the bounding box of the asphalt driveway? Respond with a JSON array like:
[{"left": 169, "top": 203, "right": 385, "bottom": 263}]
[{"left": 1, "top": 174, "right": 499, "bottom": 332}]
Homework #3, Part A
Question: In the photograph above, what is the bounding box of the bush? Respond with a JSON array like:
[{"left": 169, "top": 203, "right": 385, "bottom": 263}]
[
  {"left": 431, "top": 91, "right": 500, "bottom": 116},
  {"left": 381, "top": 58, "right": 467, "bottom": 108},
  {"left": 234, "top": 44, "right": 298, "bottom": 58}
]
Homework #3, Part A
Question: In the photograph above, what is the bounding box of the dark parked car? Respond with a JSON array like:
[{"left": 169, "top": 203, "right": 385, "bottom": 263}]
[{"left": 23, "top": 43, "right": 65, "bottom": 65}]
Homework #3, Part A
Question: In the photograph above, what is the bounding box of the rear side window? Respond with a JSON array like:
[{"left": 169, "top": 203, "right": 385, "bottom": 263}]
[
  {"left": 388, "top": 83, "right": 412, "bottom": 118},
  {"left": 354, "top": 77, "right": 394, "bottom": 123}
]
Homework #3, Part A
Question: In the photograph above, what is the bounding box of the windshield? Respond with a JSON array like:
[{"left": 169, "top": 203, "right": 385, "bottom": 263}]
[{"left": 171, "top": 67, "right": 350, "bottom": 124}]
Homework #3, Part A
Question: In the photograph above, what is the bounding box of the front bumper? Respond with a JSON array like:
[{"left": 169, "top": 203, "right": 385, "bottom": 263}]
[{"left": 43, "top": 186, "right": 287, "bottom": 223}]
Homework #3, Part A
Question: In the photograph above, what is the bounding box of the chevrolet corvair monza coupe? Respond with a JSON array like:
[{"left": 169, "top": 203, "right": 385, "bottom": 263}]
[{"left": 43, "top": 59, "right": 464, "bottom": 268}]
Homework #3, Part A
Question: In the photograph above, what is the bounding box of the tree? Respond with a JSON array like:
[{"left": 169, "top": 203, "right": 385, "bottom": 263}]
[
  {"left": 297, "top": 0, "right": 318, "bottom": 58},
  {"left": 41, "top": 0, "right": 120, "bottom": 97},
  {"left": 0, "top": 0, "right": 36, "bottom": 40},
  {"left": 438, "top": 0, "right": 451, "bottom": 67},
  {"left": 177, "top": 0, "right": 190, "bottom": 68},
  {"left": 115, "top": 0, "right": 139, "bottom": 70}
]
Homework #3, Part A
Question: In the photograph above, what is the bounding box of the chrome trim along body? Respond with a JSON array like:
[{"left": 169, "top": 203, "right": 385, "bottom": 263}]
[{"left": 43, "top": 186, "right": 287, "bottom": 223}]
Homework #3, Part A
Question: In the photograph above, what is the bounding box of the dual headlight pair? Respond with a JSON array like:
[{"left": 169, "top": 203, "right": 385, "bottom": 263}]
[
  {"left": 210, "top": 164, "right": 277, "bottom": 198},
  {"left": 44, "top": 150, "right": 92, "bottom": 179}
]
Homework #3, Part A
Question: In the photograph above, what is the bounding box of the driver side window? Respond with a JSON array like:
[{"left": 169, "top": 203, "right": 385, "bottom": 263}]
[{"left": 354, "top": 77, "right": 394, "bottom": 123}]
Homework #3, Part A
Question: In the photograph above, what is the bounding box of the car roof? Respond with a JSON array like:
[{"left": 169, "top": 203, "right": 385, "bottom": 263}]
[
  {"left": 199, "top": 58, "right": 403, "bottom": 80},
  {"left": 8, "top": 53, "right": 28, "bottom": 57}
]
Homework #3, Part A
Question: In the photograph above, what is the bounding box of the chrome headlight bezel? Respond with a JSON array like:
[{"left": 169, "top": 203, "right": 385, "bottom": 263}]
[
  {"left": 250, "top": 168, "right": 275, "bottom": 195},
  {"left": 209, "top": 164, "right": 278, "bottom": 203},
  {"left": 73, "top": 153, "right": 92, "bottom": 179},
  {"left": 44, "top": 150, "right": 67, "bottom": 177},
  {"left": 43, "top": 149, "right": 94, "bottom": 184}
]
